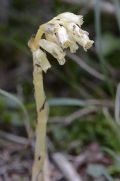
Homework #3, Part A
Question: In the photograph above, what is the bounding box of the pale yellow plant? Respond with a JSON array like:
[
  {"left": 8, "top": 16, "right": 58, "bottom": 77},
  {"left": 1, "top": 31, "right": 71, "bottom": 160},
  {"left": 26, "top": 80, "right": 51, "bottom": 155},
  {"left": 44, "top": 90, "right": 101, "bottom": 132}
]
[{"left": 28, "top": 12, "right": 94, "bottom": 181}]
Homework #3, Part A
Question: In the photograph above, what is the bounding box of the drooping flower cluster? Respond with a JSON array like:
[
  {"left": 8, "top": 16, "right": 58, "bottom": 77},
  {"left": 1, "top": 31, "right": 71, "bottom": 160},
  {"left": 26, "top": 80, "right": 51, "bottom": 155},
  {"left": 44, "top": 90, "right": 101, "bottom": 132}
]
[{"left": 28, "top": 12, "right": 94, "bottom": 73}]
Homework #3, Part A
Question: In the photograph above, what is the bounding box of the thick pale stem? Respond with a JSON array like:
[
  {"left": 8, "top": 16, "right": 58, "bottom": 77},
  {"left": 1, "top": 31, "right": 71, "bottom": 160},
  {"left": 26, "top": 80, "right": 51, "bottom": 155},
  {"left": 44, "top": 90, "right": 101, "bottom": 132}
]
[{"left": 32, "top": 64, "right": 48, "bottom": 181}]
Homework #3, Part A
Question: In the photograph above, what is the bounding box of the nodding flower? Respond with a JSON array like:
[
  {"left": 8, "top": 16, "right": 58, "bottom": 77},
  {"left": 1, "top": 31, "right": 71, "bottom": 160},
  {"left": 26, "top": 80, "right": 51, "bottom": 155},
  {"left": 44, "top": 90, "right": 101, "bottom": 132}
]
[
  {"left": 66, "top": 23, "right": 94, "bottom": 51},
  {"left": 56, "top": 26, "right": 71, "bottom": 49},
  {"left": 39, "top": 39, "right": 66, "bottom": 65},
  {"left": 29, "top": 12, "right": 94, "bottom": 72}
]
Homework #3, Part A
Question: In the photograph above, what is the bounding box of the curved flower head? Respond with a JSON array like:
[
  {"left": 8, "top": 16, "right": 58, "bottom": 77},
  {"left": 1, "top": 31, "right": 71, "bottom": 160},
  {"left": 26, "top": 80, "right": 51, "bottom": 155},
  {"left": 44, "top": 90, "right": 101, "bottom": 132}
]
[{"left": 28, "top": 12, "right": 94, "bottom": 72}]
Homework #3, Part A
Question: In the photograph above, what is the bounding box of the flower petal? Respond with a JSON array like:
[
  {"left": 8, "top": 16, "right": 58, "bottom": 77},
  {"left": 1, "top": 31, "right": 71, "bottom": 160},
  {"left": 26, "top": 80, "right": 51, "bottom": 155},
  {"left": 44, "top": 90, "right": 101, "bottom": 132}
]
[
  {"left": 66, "top": 23, "right": 94, "bottom": 51},
  {"left": 69, "top": 40, "right": 79, "bottom": 53},
  {"left": 56, "top": 12, "right": 83, "bottom": 26},
  {"left": 44, "top": 23, "right": 60, "bottom": 34},
  {"left": 45, "top": 33, "right": 59, "bottom": 45},
  {"left": 56, "top": 26, "right": 71, "bottom": 48},
  {"left": 39, "top": 39, "right": 66, "bottom": 65}
]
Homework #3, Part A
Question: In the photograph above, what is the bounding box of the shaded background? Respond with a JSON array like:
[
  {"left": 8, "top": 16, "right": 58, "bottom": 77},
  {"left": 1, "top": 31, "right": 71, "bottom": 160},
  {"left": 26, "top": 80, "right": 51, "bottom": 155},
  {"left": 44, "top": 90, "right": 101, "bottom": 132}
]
[{"left": 0, "top": 0, "right": 120, "bottom": 180}]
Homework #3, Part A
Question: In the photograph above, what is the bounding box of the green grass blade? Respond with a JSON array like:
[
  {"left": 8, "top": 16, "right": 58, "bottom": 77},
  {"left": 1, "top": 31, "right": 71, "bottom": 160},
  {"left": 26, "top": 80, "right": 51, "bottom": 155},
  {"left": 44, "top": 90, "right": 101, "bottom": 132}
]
[
  {"left": 48, "top": 98, "right": 88, "bottom": 106},
  {"left": 94, "top": 0, "right": 114, "bottom": 96},
  {"left": 0, "top": 89, "right": 32, "bottom": 138},
  {"left": 112, "top": 0, "right": 120, "bottom": 32}
]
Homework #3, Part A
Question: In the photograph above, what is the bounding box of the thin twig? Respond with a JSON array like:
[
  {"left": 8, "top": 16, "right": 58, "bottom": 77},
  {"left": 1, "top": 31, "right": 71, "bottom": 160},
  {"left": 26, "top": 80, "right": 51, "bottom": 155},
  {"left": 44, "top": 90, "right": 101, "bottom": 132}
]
[
  {"left": 64, "top": 107, "right": 98, "bottom": 125},
  {"left": 67, "top": 53, "right": 105, "bottom": 81},
  {"left": 52, "top": 153, "right": 83, "bottom": 181},
  {"left": 0, "top": 130, "right": 29, "bottom": 145},
  {"left": 85, "top": 99, "right": 113, "bottom": 108},
  {"left": 49, "top": 99, "right": 114, "bottom": 124},
  {"left": 50, "top": 107, "right": 98, "bottom": 125}
]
